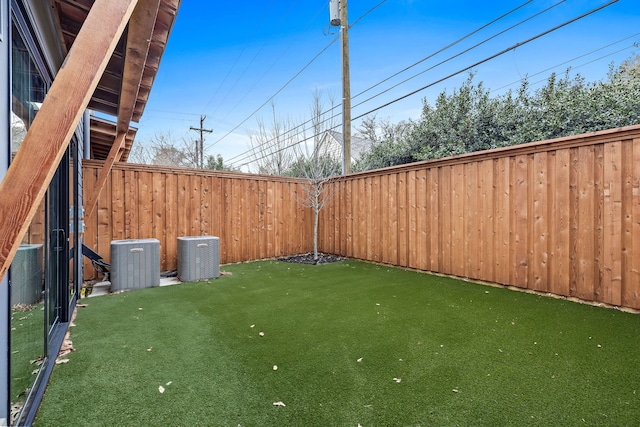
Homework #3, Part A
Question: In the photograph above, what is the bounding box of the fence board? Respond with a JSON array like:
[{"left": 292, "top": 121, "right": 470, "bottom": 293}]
[
  {"left": 576, "top": 146, "right": 596, "bottom": 300},
  {"left": 622, "top": 140, "right": 634, "bottom": 306},
  {"left": 532, "top": 152, "right": 548, "bottom": 291},
  {"left": 464, "top": 162, "right": 477, "bottom": 278},
  {"left": 416, "top": 169, "right": 428, "bottom": 270},
  {"left": 630, "top": 139, "right": 640, "bottom": 307},
  {"left": 493, "top": 158, "right": 509, "bottom": 284},
  {"left": 451, "top": 164, "right": 465, "bottom": 278}
]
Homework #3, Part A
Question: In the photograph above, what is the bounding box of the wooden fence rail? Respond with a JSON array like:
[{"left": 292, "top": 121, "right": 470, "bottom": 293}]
[
  {"left": 319, "top": 125, "right": 640, "bottom": 310},
  {"left": 82, "top": 161, "right": 313, "bottom": 279},
  {"left": 83, "top": 125, "right": 640, "bottom": 310}
]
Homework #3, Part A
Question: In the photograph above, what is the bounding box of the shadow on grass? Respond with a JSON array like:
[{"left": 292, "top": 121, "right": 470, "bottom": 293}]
[{"left": 35, "top": 260, "right": 640, "bottom": 426}]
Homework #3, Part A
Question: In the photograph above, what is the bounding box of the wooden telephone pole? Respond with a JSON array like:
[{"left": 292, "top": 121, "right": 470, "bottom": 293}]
[
  {"left": 190, "top": 115, "right": 212, "bottom": 168},
  {"left": 340, "top": 0, "right": 351, "bottom": 174},
  {"left": 331, "top": 0, "right": 351, "bottom": 174}
]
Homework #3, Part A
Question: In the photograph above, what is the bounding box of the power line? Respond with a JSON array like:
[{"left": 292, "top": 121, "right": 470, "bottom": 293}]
[
  {"left": 225, "top": 1, "right": 554, "bottom": 166},
  {"left": 212, "top": 0, "right": 392, "bottom": 154},
  {"left": 351, "top": 0, "right": 620, "bottom": 121},
  {"left": 490, "top": 33, "right": 640, "bottom": 93},
  {"left": 350, "top": 0, "right": 567, "bottom": 113},
  {"left": 228, "top": 0, "right": 620, "bottom": 169},
  {"left": 219, "top": 2, "right": 328, "bottom": 124},
  {"left": 202, "top": 0, "right": 279, "bottom": 114},
  {"left": 352, "top": 0, "right": 535, "bottom": 101}
]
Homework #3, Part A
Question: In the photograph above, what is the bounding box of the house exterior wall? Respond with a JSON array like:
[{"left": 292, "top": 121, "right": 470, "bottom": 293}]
[
  {"left": 1, "top": 0, "right": 11, "bottom": 423},
  {"left": 3, "top": 1, "right": 83, "bottom": 424}
]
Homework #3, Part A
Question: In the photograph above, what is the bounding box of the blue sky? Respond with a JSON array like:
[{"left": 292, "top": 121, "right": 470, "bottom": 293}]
[{"left": 136, "top": 0, "right": 640, "bottom": 171}]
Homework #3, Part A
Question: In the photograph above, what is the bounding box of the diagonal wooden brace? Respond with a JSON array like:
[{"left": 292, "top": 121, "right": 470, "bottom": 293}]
[{"left": 0, "top": 0, "right": 139, "bottom": 283}]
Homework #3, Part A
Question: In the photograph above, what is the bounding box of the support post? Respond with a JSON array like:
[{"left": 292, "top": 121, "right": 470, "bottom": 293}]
[{"left": 340, "top": 0, "right": 351, "bottom": 174}]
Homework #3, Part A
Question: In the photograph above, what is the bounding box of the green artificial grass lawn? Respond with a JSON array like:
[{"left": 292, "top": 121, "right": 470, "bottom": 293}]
[{"left": 35, "top": 260, "right": 640, "bottom": 426}]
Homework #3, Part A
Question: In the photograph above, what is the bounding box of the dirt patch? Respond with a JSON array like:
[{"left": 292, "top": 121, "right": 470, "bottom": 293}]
[{"left": 278, "top": 252, "right": 347, "bottom": 265}]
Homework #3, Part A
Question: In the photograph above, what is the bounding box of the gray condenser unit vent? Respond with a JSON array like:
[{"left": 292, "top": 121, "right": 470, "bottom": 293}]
[
  {"left": 110, "top": 239, "right": 160, "bottom": 291},
  {"left": 10, "top": 244, "right": 44, "bottom": 305},
  {"left": 177, "top": 236, "right": 220, "bottom": 281}
]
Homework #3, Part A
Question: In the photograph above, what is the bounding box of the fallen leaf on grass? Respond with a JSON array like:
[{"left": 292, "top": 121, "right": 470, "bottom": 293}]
[
  {"left": 273, "top": 401, "right": 286, "bottom": 407},
  {"left": 77, "top": 304, "right": 87, "bottom": 308},
  {"left": 393, "top": 378, "right": 401, "bottom": 383},
  {"left": 273, "top": 365, "right": 278, "bottom": 370},
  {"left": 259, "top": 332, "right": 265, "bottom": 337},
  {"left": 55, "top": 358, "right": 70, "bottom": 365},
  {"left": 357, "top": 357, "right": 363, "bottom": 363},
  {"left": 166, "top": 381, "right": 172, "bottom": 386},
  {"left": 159, "top": 386, "right": 165, "bottom": 393},
  {"left": 250, "top": 324, "right": 255, "bottom": 328},
  {"left": 452, "top": 389, "right": 460, "bottom": 393}
]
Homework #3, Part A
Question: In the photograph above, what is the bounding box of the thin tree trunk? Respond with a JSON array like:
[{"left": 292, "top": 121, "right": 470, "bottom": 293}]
[{"left": 313, "top": 206, "right": 319, "bottom": 261}]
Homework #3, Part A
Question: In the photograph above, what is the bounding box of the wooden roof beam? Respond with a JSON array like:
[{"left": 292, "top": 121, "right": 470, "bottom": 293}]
[
  {"left": 85, "top": 0, "right": 160, "bottom": 219},
  {"left": 0, "top": 0, "right": 139, "bottom": 283}
]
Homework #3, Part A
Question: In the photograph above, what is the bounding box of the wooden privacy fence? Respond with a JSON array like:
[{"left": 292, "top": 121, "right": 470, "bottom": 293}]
[
  {"left": 83, "top": 125, "right": 640, "bottom": 311},
  {"left": 319, "top": 125, "right": 640, "bottom": 310},
  {"left": 82, "top": 161, "right": 313, "bottom": 279}
]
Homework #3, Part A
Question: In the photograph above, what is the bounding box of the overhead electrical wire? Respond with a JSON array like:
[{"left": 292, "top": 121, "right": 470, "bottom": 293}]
[
  {"left": 210, "top": 0, "right": 391, "bottom": 153},
  {"left": 350, "top": 0, "right": 568, "bottom": 113},
  {"left": 491, "top": 32, "right": 640, "bottom": 93},
  {"left": 202, "top": 0, "right": 279, "bottom": 115},
  {"left": 228, "top": 0, "right": 620, "bottom": 169},
  {"left": 351, "top": 1, "right": 619, "bottom": 120},
  {"left": 224, "top": 0, "right": 534, "bottom": 166},
  {"left": 225, "top": 0, "right": 558, "bottom": 166},
  {"left": 218, "top": 3, "right": 328, "bottom": 125}
]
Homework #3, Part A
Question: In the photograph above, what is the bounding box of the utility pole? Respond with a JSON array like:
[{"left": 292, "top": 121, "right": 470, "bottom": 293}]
[
  {"left": 340, "top": 0, "right": 351, "bottom": 174},
  {"left": 190, "top": 115, "right": 212, "bottom": 168},
  {"left": 330, "top": 0, "right": 351, "bottom": 174}
]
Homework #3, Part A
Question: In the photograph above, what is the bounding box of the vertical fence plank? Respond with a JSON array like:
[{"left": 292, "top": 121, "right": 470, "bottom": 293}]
[
  {"left": 451, "top": 164, "right": 465, "bottom": 277},
  {"left": 512, "top": 155, "right": 528, "bottom": 287},
  {"left": 416, "top": 169, "right": 428, "bottom": 270},
  {"left": 593, "top": 144, "right": 605, "bottom": 302},
  {"left": 152, "top": 172, "right": 166, "bottom": 268},
  {"left": 551, "top": 149, "right": 571, "bottom": 296},
  {"left": 532, "top": 152, "right": 548, "bottom": 291},
  {"left": 440, "top": 166, "right": 452, "bottom": 274},
  {"left": 388, "top": 174, "right": 398, "bottom": 265},
  {"left": 464, "top": 162, "right": 477, "bottom": 278},
  {"left": 398, "top": 172, "right": 408, "bottom": 267},
  {"left": 137, "top": 172, "right": 153, "bottom": 239},
  {"left": 165, "top": 173, "right": 177, "bottom": 271},
  {"left": 576, "top": 146, "right": 596, "bottom": 301},
  {"left": 371, "top": 177, "right": 381, "bottom": 262},
  {"left": 622, "top": 140, "right": 634, "bottom": 306},
  {"left": 480, "top": 160, "right": 494, "bottom": 282},
  {"left": 493, "top": 158, "right": 510, "bottom": 285},
  {"left": 176, "top": 174, "right": 189, "bottom": 242},
  {"left": 429, "top": 168, "right": 440, "bottom": 271},
  {"left": 629, "top": 138, "right": 640, "bottom": 307},
  {"left": 111, "top": 169, "right": 125, "bottom": 241}
]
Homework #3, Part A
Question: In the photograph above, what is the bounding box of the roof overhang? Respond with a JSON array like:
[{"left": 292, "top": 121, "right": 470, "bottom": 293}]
[
  {"left": 89, "top": 115, "right": 137, "bottom": 161},
  {"left": 50, "top": 0, "right": 180, "bottom": 160}
]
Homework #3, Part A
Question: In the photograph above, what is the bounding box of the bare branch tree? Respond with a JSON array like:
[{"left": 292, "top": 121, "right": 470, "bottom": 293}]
[
  {"left": 291, "top": 90, "right": 342, "bottom": 261},
  {"left": 247, "top": 102, "right": 297, "bottom": 175}
]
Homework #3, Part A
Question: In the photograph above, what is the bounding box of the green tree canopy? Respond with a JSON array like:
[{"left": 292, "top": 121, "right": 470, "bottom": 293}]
[{"left": 357, "top": 54, "right": 640, "bottom": 169}]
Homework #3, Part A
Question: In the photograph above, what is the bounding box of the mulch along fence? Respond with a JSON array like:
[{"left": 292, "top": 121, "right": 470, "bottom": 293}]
[{"left": 83, "top": 124, "right": 640, "bottom": 310}]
